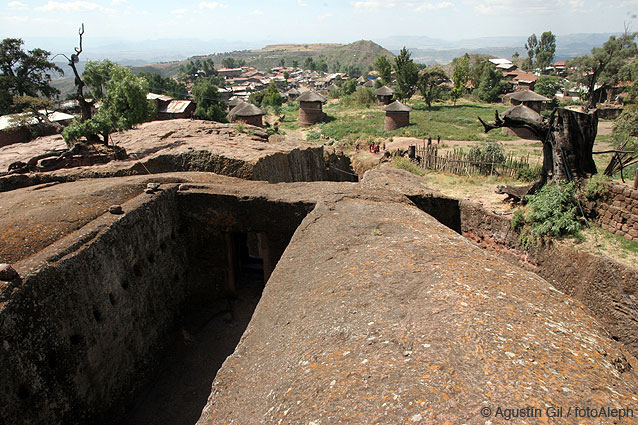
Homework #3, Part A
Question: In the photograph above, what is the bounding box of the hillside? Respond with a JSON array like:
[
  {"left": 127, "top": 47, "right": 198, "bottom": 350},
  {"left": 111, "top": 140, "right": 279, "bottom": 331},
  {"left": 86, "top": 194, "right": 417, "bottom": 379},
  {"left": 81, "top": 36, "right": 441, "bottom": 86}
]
[{"left": 130, "top": 40, "right": 394, "bottom": 77}]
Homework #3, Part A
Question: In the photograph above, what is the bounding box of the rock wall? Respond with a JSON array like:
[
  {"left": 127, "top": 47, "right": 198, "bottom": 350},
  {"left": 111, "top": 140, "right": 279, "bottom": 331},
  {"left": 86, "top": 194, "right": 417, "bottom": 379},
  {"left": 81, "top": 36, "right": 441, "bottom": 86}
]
[
  {"left": 456, "top": 200, "right": 638, "bottom": 358},
  {"left": 596, "top": 182, "right": 638, "bottom": 241},
  {"left": 0, "top": 184, "right": 316, "bottom": 425},
  {"left": 0, "top": 188, "right": 188, "bottom": 424}
]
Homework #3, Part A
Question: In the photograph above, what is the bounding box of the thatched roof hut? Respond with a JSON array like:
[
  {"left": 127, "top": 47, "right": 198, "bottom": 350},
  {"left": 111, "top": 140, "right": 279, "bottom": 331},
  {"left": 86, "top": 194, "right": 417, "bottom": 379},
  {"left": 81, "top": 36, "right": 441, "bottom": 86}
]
[
  {"left": 374, "top": 85, "right": 394, "bottom": 105},
  {"left": 383, "top": 101, "right": 411, "bottom": 131},
  {"left": 504, "top": 90, "right": 550, "bottom": 113},
  {"left": 298, "top": 91, "right": 327, "bottom": 127},
  {"left": 229, "top": 102, "right": 266, "bottom": 127}
]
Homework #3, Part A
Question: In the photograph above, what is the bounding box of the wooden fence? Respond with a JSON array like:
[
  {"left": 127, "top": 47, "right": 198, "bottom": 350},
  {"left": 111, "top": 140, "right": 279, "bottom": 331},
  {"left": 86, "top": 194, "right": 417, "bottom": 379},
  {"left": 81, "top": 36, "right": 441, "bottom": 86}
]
[{"left": 414, "top": 144, "right": 534, "bottom": 177}]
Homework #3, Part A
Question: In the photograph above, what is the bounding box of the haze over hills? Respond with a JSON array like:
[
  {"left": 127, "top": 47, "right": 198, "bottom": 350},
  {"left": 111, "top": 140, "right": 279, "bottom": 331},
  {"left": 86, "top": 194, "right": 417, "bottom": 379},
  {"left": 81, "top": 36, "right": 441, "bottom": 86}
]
[
  {"left": 377, "top": 33, "right": 619, "bottom": 65},
  {"left": 29, "top": 32, "right": 618, "bottom": 70}
]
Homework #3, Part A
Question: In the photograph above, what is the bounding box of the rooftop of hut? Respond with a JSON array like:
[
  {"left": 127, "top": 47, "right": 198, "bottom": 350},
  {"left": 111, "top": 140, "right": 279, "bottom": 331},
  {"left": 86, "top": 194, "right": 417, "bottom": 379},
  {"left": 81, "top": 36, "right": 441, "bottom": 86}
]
[
  {"left": 229, "top": 102, "right": 266, "bottom": 117},
  {"left": 505, "top": 90, "right": 550, "bottom": 102},
  {"left": 374, "top": 85, "right": 394, "bottom": 96},
  {"left": 298, "top": 91, "right": 327, "bottom": 103},
  {"left": 502, "top": 104, "right": 542, "bottom": 122},
  {"left": 383, "top": 100, "right": 411, "bottom": 112}
]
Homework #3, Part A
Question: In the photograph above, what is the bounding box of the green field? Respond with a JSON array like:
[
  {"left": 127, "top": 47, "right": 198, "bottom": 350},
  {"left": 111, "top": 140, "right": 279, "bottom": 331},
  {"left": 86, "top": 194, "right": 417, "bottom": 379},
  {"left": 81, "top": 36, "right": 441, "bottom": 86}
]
[{"left": 280, "top": 98, "right": 517, "bottom": 145}]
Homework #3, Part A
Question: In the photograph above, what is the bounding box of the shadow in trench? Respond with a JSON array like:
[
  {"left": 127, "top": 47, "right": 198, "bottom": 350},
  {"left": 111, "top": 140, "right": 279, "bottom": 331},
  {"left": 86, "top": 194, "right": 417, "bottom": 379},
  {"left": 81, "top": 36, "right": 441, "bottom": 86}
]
[{"left": 115, "top": 233, "right": 265, "bottom": 425}]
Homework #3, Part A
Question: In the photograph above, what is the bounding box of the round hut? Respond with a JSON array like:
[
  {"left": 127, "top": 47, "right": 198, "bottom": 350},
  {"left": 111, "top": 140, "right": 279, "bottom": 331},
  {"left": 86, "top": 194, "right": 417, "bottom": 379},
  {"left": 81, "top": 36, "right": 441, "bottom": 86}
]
[
  {"left": 286, "top": 88, "right": 301, "bottom": 101},
  {"left": 383, "top": 100, "right": 411, "bottom": 131},
  {"left": 374, "top": 85, "right": 394, "bottom": 105},
  {"left": 227, "top": 96, "right": 243, "bottom": 112},
  {"left": 298, "top": 91, "right": 327, "bottom": 127},
  {"left": 229, "top": 102, "right": 266, "bottom": 127},
  {"left": 504, "top": 90, "right": 550, "bottom": 113}
]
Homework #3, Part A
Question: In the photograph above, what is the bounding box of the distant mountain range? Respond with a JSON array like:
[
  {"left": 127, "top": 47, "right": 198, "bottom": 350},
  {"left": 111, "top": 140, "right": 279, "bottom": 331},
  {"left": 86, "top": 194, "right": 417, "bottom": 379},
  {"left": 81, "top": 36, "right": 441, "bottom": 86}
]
[
  {"left": 375, "top": 33, "right": 619, "bottom": 65},
  {"left": 25, "top": 32, "right": 618, "bottom": 69}
]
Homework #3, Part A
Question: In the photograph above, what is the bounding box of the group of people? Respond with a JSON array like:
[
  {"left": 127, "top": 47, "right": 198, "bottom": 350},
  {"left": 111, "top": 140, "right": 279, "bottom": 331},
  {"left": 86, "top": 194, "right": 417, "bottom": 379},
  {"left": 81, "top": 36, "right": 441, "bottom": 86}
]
[{"left": 368, "top": 142, "right": 386, "bottom": 154}]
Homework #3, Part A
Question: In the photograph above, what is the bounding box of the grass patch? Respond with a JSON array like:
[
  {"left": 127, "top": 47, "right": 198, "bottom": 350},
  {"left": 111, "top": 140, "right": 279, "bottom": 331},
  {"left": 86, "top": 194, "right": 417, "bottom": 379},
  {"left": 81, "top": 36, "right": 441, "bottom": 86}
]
[
  {"left": 280, "top": 99, "right": 516, "bottom": 143},
  {"left": 393, "top": 156, "right": 425, "bottom": 176}
]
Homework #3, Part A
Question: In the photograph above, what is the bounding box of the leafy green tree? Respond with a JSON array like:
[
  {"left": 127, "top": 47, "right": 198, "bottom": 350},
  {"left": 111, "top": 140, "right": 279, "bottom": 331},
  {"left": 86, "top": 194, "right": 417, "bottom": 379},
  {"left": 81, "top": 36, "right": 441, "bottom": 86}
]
[
  {"left": 475, "top": 63, "right": 509, "bottom": 103},
  {"left": 512, "top": 51, "right": 520, "bottom": 60},
  {"left": 304, "top": 57, "right": 315, "bottom": 71},
  {"left": 261, "top": 81, "right": 284, "bottom": 107},
  {"left": 523, "top": 34, "right": 538, "bottom": 71},
  {"left": 63, "top": 61, "right": 153, "bottom": 144},
  {"left": 0, "top": 38, "right": 63, "bottom": 114},
  {"left": 468, "top": 56, "right": 489, "bottom": 92},
  {"left": 292, "top": 59, "right": 299, "bottom": 69},
  {"left": 341, "top": 78, "right": 357, "bottom": 95},
  {"left": 611, "top": 104, "right": 638, "bottom": 151},
  {"left": 451, "top": 54, "right": 470, "bottom": 105},
  {"left": 139, "top": 72, "right": 189, "bottom": 99},
  {"left": 534, "top": 75, "right": 563, "bottom": 99},
  {"left": 535, "top": 31, "right": 556, "bottom": 70},
  {"left": 279, "top": 58, "right": 285, "bottom": 67},
  {"left": 393, "top": 47, "right": 419, "bottom": 100},
  {"left": 374, "top": 55, "right": 392, "bottom": 85},
  {"left": 417, "top": 65, "right": 449, "bottom": 108},
  {"left": 192, "top": 77, "right": 227, "bottom": 122},
  {"left": 341, "top": 65, "right": 362, "bottom": 78},
  {"left": 221, "top": 57, "right": 245, "bottom": 68},
  {"left": 569, "top": 32, "right": 638, "bottom": 109}
]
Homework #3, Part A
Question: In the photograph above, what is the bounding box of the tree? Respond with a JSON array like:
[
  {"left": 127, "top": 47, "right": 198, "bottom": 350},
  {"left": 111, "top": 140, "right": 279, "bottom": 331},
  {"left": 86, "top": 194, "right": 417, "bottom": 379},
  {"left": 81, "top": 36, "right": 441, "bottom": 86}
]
[
  {"left": 261, "top": 81, "right": 284, "bottom": 107},
  {"left": 468, "top": 56, "right": 489, "bottom": 92},
  {"left": 0, "top": 38, "right": 63, "bottom": 115},
  {"left": 534, "top": 75, "right": 563, "bottom": 99},
  {"left": 394, "top": 47, "right": 419, "bottom": 100},
  {"left": 292, "top": 59, "right": 299, "bottom": 69},
  {"left": 523, "top": 34, "right": 538, "bottom": 71},
  {"left": 535, "top": 31, "right": 556, "bottom": 70},
  {"left": 569, "top": 31, "right": 638, "bottom": 110},
  {"left": 279, "top": 58, "right": 285, "bottom": 67},
  {"left": 479, "top": 107, "right": 598, "bottom": 192},
  {"left": 192, "top": 77, "right": 227, "bottom": 122},
  {"left": 304, "top": 57, "right": 315, "bottom": 71},
  {"left": 341, "top": 78, "right": 357, "bottom": 95},
  {"left": 451, "top": 54, "right": 470, "bottom": 105},
  {"left": 475, "top": 63, "right": 509, "bottom": 103},
  {"left": 417, "top": 65, "right": 449, "bottom": 108},
  {"left": 512, "top": 51, "right": 520, "bottom": 60},
  {"left": 374, "top": 55, "right": 392, "bottom": 85},
  {"left": 63, "top": 60, "right": 153, "bottom": 145},
  {"left": 139, "top": 72, "right": 188, "bottom": 100},
  {"left": 221, "top": 57, "right": 245, "bottom": 68}
]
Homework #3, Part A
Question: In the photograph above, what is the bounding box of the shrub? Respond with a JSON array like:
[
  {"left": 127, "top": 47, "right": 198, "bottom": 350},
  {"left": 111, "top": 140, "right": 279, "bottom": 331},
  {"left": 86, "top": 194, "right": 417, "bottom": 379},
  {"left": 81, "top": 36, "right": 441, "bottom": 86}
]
[
  {"left": 306, "top": 131, "right": 321, "bottom": 141},
  {"left": 393, "top": 156, "right": 425, "bottom": 176},
  {"left": 583, "top": 173, "right": 611, "bottom": 200},
  {"left": 512, "top": 181, "right": 582, "bottom": 248},
  {"left": 515, "top": 165, "right": 541, "bottom": 182}
]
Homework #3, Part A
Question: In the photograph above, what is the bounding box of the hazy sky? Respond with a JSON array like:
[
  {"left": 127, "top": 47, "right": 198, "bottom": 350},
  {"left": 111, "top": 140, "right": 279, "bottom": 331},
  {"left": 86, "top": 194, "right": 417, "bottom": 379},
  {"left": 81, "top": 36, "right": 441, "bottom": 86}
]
[{"left": 1, "top": 0, "right": 637, "bottom": 43}]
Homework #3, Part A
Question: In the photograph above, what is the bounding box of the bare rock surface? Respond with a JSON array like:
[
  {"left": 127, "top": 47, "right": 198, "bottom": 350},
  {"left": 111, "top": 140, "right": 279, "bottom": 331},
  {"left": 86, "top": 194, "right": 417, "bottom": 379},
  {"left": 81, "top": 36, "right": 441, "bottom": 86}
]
[
  {"left": 197, "top": 191, "right": 638, "bottom": 424},
  {"left": 0, "top": 120, "right": 332, "bottom": 187}
]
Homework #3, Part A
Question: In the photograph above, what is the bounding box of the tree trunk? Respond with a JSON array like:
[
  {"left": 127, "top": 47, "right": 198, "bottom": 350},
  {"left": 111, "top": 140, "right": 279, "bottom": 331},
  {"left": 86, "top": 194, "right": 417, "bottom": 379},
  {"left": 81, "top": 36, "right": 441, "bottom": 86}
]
[
  {"left": 479, "top": 107, "right": 597, "bottom": 194},
  {"left": 544, "top": 108, "right": 598, "bottom": 183}
]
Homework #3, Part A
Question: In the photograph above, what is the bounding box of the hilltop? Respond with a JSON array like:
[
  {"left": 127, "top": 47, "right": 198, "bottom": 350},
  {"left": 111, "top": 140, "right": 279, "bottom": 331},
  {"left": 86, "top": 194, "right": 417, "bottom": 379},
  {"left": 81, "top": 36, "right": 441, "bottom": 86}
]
[{"left": 130, "top": 40, "right": 394, "bottom": 77}]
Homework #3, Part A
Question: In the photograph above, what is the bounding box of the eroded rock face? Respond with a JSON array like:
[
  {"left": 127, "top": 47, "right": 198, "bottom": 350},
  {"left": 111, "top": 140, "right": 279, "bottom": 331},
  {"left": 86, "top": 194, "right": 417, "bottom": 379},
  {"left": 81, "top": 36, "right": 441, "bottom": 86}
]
[{"left": 0, "top": 120, "right": 357, "bottom": 192}]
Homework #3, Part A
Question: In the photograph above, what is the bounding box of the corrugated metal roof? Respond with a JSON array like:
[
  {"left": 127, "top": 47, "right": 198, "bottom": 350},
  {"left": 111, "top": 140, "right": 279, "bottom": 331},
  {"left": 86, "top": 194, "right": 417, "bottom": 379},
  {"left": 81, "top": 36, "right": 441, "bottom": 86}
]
[
  {"left": 0, "top": 110, "right": 74, "bottom": 131},
  {"left": 160, "top": 100, "right": 193, "bottom": 114},
  {"left": 147, "top": 93, "right": 173, "bottom": 102}
]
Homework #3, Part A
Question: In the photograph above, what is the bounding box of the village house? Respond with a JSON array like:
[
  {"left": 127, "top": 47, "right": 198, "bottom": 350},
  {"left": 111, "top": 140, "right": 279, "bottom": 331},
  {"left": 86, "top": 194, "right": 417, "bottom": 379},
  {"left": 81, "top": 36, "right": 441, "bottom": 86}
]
[
  {"left": 298, "top": 91, "right": 327, "bottom": 127},
  {"left": 504, "top": 90, "right": 550, "bottom": 113},
  {"left": 374, "top": 85, "right": 394, "bottom": 105},
  {"left": 158, "top": 100, "right": 196, "bottom": 120},
  {"left": 383, "top": 100, "right": 411, "bottom": 130},
  {"left": 228, "top": 101, "right": 266, "bottom": 127},
  {"left": 0, "top": 110, "right": 74, "bottom": 147}
]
